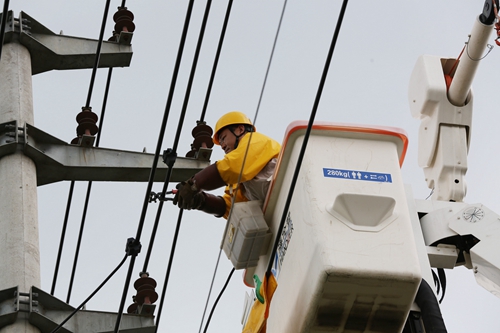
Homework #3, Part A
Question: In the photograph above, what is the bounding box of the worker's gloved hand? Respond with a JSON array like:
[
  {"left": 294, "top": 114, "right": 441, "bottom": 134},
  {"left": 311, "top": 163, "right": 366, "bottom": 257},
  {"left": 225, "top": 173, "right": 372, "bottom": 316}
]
[
  {"left": 173, "top": 178, "right": 200, "bottom": 209},
  {"left": 190, "top": 192, "right": 206, "bottom": 210}
]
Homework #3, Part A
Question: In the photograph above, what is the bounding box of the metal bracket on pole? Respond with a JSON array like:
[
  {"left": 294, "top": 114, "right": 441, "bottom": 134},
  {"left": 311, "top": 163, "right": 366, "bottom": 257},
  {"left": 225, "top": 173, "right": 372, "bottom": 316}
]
[
  {"left": 22, "top": 123, "right": 209, "bottom": 185},
  {"left": 0, "top": 121, "right": 18, "bottom": 158},
  {"left": 0, "top": 286, "right": 156, "bottom": 332},
  {"left": 3, "top": 11, "right": 133, "bottom": 75},
  {"left": 0, "top": 286, "right": 18, "bottom": 328}
]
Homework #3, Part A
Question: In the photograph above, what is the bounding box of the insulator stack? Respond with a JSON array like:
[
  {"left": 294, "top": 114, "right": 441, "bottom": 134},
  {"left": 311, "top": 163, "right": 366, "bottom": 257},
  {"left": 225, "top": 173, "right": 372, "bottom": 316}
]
[
  {"left": 108, "top": 7, "right": 135, "bottom": 44},
  {"left": 127, "top": 274, "right": 158, "bottom": 316},
  {"left": 71, "top": 106, "right": 98, "bottom": 145},
  {"left": 185, "top": 121, "right": 214, "bottom": 158}
]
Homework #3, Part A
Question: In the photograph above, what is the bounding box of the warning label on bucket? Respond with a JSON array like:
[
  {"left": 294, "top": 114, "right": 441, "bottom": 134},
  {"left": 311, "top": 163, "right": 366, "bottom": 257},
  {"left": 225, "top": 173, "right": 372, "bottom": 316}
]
[{"left": 323, "top": 168, "right": 392, "bottom": 183}]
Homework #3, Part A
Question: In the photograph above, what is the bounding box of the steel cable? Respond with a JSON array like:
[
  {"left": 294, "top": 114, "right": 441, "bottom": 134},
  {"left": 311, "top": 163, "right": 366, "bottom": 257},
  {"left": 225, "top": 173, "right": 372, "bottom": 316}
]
[
  {"left": 113, "top": 1, "right": 195, "bottom": 331},
  {"left": 266, "top": 0, "right": 349, "bottom": 274}
]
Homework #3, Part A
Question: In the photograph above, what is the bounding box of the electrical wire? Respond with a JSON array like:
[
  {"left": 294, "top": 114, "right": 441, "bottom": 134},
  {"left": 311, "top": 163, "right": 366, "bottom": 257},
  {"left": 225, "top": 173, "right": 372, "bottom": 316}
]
[
  {"left": 143, "top": 0, "right": 234, "bottom": 328},
  {"left": 65, "top": 67, "right": 115, "bottom": 302},
  {"left": 199, "top": 0, "right": 233, "bottom": 123},
  {"left": 66, "top": 181, "right": 93, "bottom": 303},
  {"left": 142, "top": 0, "right": 213, "bottom": 274},
  {"left": 147, "top": 2, "right": 227, "bottom": 331},
  {"left": 194, "top": 1, "right": 289, "bottom": 327},
  {"left": 202, "top": 267, "right": 235, "bottom": 333},
  {"left": 85, "top": 0, "right": 112, "bottom": 108},
  {"left": 227, "top": 0, "right": 289, "bottom": 221},
  {"left": 56, "top": 0, "right": 114, "bottom": 302},
  {"left": 51, "top": 181, "right": 74, "bottom": 296},
  {"left": 267, "top": 0, "right": 350, "bottom": 274},
  {"left": 153, "top": 209, "right": 184, "bottom": 333},
  {"left": 198, "top": 249, "right": 222, "bottom": 333},
  {"left": 50, "top": 253, "right": 129, "bottom": 333},
  {"left": 0, "top": 0, "right": 10, "bottom": 60},
  {"left": 195, "top": 0, "right": 234, "bottom": 314},
  {"left": 113, "top": 2, "right": 195, "bottom": 331},
  {"left": 197, "top": 0, "right": 289, "bottom": 329}
]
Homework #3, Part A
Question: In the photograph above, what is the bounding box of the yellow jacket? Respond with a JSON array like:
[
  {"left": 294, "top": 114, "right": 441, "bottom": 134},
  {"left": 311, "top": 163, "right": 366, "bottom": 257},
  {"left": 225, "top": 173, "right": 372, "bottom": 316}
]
[{"left": 216, "top": 132, "right": 281, "bottom": 218}]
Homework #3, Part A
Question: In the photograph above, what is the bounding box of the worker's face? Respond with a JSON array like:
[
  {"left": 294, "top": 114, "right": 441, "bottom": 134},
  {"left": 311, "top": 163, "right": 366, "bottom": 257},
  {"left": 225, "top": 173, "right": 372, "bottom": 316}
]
[{"left": 218, "top": 125, "right": 245, "bottom": 154}]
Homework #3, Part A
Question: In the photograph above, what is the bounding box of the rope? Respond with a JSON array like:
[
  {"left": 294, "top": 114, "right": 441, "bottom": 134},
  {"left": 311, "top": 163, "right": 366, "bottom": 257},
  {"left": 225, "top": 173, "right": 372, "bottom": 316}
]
[{"left": 267, "top": 0, "right": 350, "bottom": 274}]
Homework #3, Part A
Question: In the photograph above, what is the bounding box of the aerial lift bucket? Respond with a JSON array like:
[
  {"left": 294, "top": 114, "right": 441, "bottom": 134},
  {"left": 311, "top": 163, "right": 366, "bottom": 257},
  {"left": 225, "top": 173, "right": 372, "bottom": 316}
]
[{"left": 247, "top": 121, "right": 422, "bottom": 333}]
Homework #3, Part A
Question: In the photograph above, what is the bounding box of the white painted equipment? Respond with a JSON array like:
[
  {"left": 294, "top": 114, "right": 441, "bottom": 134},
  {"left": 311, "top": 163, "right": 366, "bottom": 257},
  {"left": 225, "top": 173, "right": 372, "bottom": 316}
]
[
  {"left": 222, "top": 200, "right": 272, "bottom": 269},
  {"left": 248, "top": 121, "right": 422, "bottom": 333},
  {"left": 407, "top": 10, "right": 500, "bottom": 302}
]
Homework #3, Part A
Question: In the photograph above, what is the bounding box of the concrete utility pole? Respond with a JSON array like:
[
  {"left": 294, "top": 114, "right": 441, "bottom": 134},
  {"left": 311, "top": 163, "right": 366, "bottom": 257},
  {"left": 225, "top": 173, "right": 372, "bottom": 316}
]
[
  {"left": 0, "top": 40, "right": 40, "bottom": 333},
  {"left": 0, "top": 11, "right": 208, "bottom": 332}
]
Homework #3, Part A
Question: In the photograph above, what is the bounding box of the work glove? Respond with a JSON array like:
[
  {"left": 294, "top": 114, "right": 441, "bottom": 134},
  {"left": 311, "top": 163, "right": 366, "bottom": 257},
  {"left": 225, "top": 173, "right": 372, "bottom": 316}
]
[
  {"left": 173, "top": 178, "right": 200, "bottom": 209},
  {"left": 190, "top": 191, "right": 206, "bottom": 210}
]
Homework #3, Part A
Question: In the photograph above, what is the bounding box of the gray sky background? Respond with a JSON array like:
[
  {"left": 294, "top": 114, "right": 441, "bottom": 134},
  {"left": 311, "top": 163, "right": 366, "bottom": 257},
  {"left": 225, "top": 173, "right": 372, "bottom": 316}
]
[{"left": 5, "top": 0, "right": 500, "bottom": 332}]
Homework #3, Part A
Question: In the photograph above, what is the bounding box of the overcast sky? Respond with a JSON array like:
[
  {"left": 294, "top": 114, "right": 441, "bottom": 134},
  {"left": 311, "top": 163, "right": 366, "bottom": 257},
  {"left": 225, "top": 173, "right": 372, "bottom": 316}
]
[{"left": 4, "top": 0, "right": 500, "bottom": 332}]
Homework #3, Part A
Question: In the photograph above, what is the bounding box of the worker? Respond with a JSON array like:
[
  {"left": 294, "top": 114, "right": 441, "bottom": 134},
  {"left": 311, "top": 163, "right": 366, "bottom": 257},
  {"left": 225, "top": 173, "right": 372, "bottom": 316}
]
[{"left": 173, "top": 111, "right": 281, "bottom": 218}]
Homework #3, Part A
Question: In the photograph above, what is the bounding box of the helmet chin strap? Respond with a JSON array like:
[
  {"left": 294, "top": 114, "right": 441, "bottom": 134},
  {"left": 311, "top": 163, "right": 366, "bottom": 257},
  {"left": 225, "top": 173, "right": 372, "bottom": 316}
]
[{"left": 229, "top": 127, "right": 245, "bottom": 149}]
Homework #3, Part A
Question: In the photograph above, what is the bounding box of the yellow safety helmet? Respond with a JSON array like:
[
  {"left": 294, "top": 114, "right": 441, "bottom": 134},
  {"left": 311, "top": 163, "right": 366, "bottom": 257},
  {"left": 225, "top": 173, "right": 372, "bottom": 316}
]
[{"left": 213, "top": 111, "right": 256, "bottom": 145}]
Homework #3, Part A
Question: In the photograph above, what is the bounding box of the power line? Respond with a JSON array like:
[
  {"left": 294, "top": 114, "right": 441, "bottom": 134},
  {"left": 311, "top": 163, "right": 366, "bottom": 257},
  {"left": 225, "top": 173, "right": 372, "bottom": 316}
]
[
  {"left": 51, "top": 181, "right": 74, "bottom": 295},
  {"left": 66, "top": 67, "right": 115, "bottom": 302},
  {"left": 85, "top": 0, "right": 112, "bottom": 108},
  {"left": 67, "top": 181, "right": 93, "bottom": 303},
  {"left": 199, "top": 0, "right": 289, "bottom": 327},
  {"left": 267, "top": 0, "right": 350, "bottom": 274},
  {"left": 199, "top": 0, "right": 233, "bottom": 123},
  {"left": 58, "top": 0, "right": 116, "bottom": 302},
  {"left": 142, "top": 0, "right": 214, "bottom": 274},
  {"left": 143, "top": 2, "right": 229, "bottom": 331},
  {"left": 153, "top": 209, "right": 184, "bottom": 333},
  {"left": 51, "top": 252, "right": 129, "bottom": 333},
  {"left": 202, "top": 267, "right": 235, "bottom": 333},
  {"left": 113, "top": 1, "right": 196, "bottom": 331},
  {"left": 198, "top": 249, "right": 222, "bottom": 333}
]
